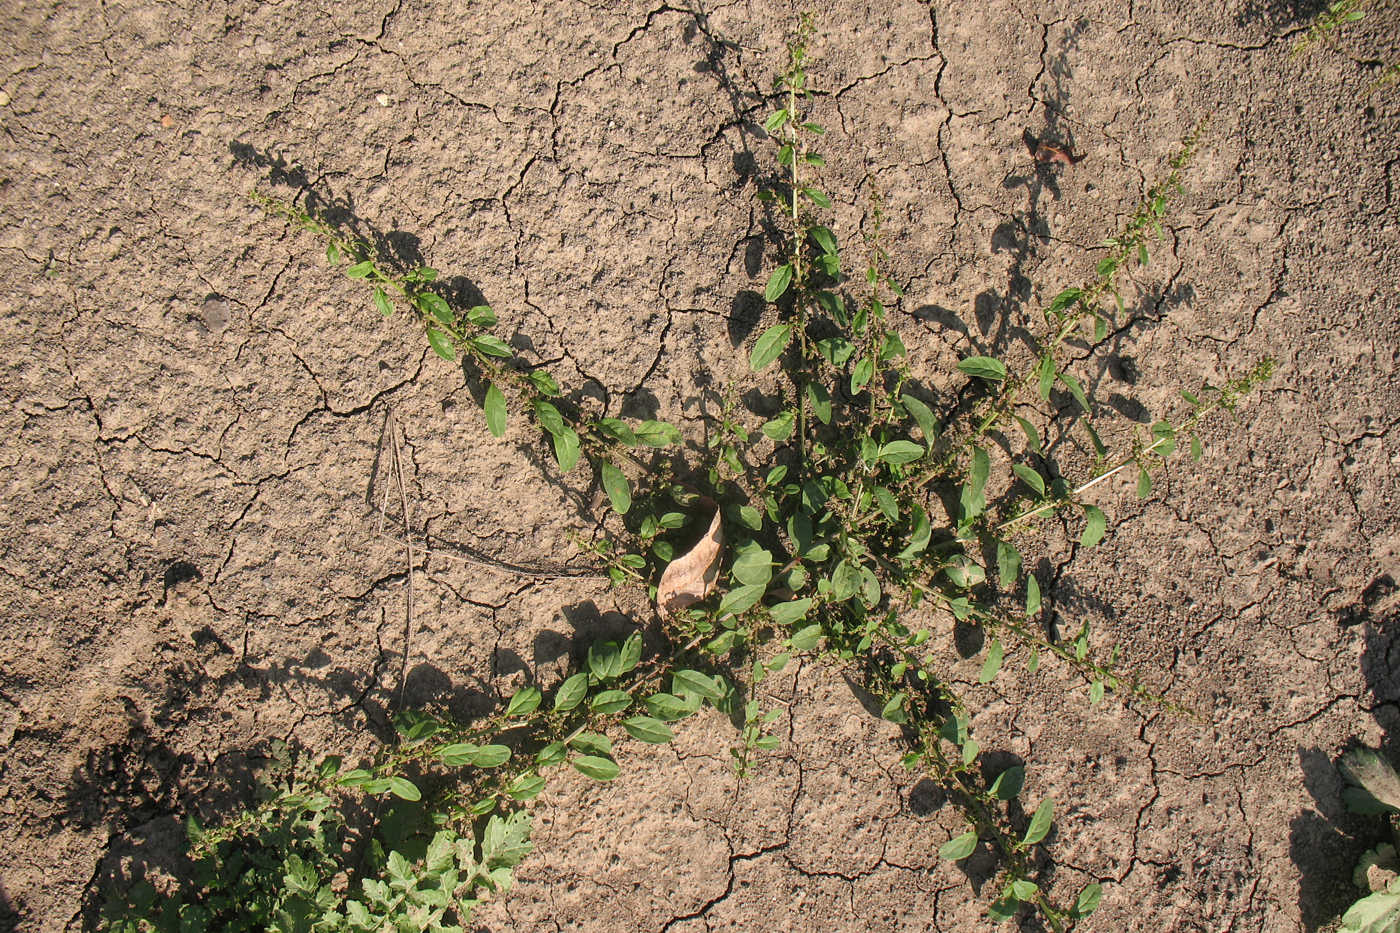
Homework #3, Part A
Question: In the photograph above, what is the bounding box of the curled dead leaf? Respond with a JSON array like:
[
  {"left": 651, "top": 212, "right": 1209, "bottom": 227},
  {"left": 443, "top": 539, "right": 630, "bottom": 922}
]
[{"left": 656, "top": 502, "right": 723, "bottom": 617}]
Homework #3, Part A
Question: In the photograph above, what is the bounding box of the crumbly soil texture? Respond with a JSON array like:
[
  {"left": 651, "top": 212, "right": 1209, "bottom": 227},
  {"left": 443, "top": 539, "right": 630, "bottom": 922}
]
[{"left": 3, "top": 0, "right": 1400, "bottom": 930}]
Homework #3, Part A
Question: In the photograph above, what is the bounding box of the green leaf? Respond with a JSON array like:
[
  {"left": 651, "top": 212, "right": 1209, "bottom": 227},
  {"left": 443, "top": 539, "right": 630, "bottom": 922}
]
[
  {"left": 600, "top": 461, "right": 631, "bottom": 515},
  {"left": 569, "top": 732, "right": 613, "bottom": 757},
  {"left": 1023, "top": 797, "right": 1054, "bottom": 846},
  {"left": 388, "top": 777, "right": 421, "bottom": 801},
  {"left": 763, "top": 109, "right": 789, "bottom": 133},
  {"left": 372, "top": 287, "right": 393, "bottom": 317},
  {"left": 874, "top": 486, "right": 898, "bottom": 521},
  {"left": 1072, "top": 883, "right": 1103, "bottom": 918},
  {"left": 527, "top": 368, "right": 560, "bottom": 396},
  {"left": 881, "top": 692, "right": 908, "bottom": 723},
  {"left": 507, "top": 686, "right": 542, "bottom": 717},
  {"left": 469, "top": 745, "right": 511, "bottom": 767},
  {"left": 969, "top": 446, "right": 990, "bottom": 499},
  {"left": 619, "top": 630, "right": 643, "bottom": 674},
  {"left": 803, "top": 187, "right": 832, "bottom": 209},
  {"left": 532, "top": 400, "right": 566, "bottom": 435},
  {"left": 673, "top": 669, "right": 722, "bottom": 702},
  {"left": 1016, "top": 416, "right": 1041, "bottom": 454},
  {"left": 989, "top": 765, "right": 1025, "bottom": 800},
  {"left": 1151, "top": 420, "right": 1177, "bottom": 456},
  {"left": 979, "top": 639, "right": 1004, "bottom": 684},
  {"left": 426, "top": 328, "right": 455, "bottom": 361},
  {"left": 571, "top": 755, "right": 620, "bottom": 781},
  {"left": 850, "top": 356, "right": 874, "bottom": 394},
  {"left": 718, "top": 583, "right": 766, "bottom": 617},
  {"left": 751, "top": 323, "right": 792, "bottom": 370},
  {"left": 1339, "top": 888, "right": 1400, "bottom": 932},
  {"left": 1089, "top": 678, "right": 1105, "bottom": 704},
  {"left": 554, "top": 672, "right": 589, "bottom": 711},
  {"left": 1037, "top": 355, "right": 1055, "bottom": 400},
  {"left": 958, "top": 356, "right": 1007, "bottom": 381},
  {"left": 878, "top": 440, "right": 924, "bottom": 465},
  {"left": 1048, "top": 286, "right": 1082, "bottom": 315},
  {"left": 552, "top": 427, "right": 580, "bottom": 473},
  {"left": 810, "top": 226, "right": 838, "bottom": 255},
  {"left": 1191, "top": 433, "right": 1203, "bottom": 461},
  {"left": 507, "top": 774, "right": 547, "bottom": 800},
  {"left": 901, "top": 393, "right": 938, "bottom": 442},
  {"left": 1025, "top": 575, "right": 1041, "bottom": 617},
  {"left": 832, "top": 560, "right": 862, "bottom": 601},
  {"left": 764, "top": 264, "right": 794, "bottom": 302},
  {"left": 484, "top": 383, "right": 507, "bottom": 438},
  {"left": 623, "top": 716, "right": 674, "bottom": 744},
  {"left": 939, "top": 830, "right": 978, "bottom": 861},
  {"left": 597, "top": 418, "right": 638, "bottom": 446},
  {"left": 418, "top": 292, "right": 453, "bottom": 324},
  {"left": 996, "top": 540, "right": 1022, "bottom": 587},
  {"left": 788, "top": 622, "right": 822, "bottom": 651},
  {"left": 1058, "top": 370, "right": 1090, "bottom": 411},
  {"left": 1012, "top": 463, "right": 1045, "bottom": 497},
  {"left": 1080, "top": 505, "right": 1107, "bottom": 548},
  {"left": 897, "top": 507, "right": 931, "bottom": 560},
  {"left": 472, "top": 334, "right": 513, "bottom": 358},
  {"left": 635, "top": 419, "right": 681, "bottom": 446},
  {"left": 589, "top": 690, "right": 633, "bottom": 715},
  {"left": 762, "top": 410, "right": 796, "bottom": 440},
  {"left": 645, "top": 692, "right": 699, "bottom": 722},
  {"left": 467, "top": 304, "right": 495, "bottom": 326},
  {"left": 326, "top": 241, "right": 341, "bottom": 265},
  {"left": 807, "top": 382, "right": 832, "bottom": 424},
  {"left": 731, "top": 547, "right": 774, "bottom": 587},
  {"left": 535, "top": 741, "right": 568, "bottom": 767},
  {"left": 1341, "top": 747, "right": 1400, "bottom": 811},
  {"left": 346, "top": 259, "right": 374, "bottom": 278},
  {"left": 880, "top": 332, "right": 906, "bottom": 361},
  {"left": 1137, "top": 467, "right": 1152, "bottom": 499}
]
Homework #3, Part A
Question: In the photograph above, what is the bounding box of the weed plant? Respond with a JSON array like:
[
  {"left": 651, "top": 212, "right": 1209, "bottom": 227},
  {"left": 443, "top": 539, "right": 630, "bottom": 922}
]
[{"left": 102, "top": 18, "right": 1273, "bottom": 932}]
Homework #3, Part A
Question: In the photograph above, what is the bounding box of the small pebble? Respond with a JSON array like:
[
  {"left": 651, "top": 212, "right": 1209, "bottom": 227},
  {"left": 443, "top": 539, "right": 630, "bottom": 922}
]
[{"left": 376, "top": 93, "right": 392, "bottom": 107}]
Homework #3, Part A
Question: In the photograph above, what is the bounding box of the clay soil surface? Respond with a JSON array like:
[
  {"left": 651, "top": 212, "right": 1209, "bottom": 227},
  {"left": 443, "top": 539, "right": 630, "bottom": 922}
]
[{"left": 3, "top": 0, "right": 1400, "bottom": 930}]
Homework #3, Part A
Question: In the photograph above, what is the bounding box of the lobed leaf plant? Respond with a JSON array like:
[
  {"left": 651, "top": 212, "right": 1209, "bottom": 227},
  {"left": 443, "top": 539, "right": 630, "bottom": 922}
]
[{"left": 103, "top": 16, "right": 1273, "bottom": 932}]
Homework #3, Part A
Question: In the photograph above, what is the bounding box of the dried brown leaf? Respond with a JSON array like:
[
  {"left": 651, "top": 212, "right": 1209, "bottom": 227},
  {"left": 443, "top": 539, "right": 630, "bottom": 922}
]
[{"left": 656, "top": 504, "right": 723, "bottom": 617}]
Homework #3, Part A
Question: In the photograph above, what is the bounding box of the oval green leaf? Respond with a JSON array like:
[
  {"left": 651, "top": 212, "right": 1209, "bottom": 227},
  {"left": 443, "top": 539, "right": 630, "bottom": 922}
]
[
  {"left": 571, "top": 755, "right": 620, "bottom": 782},
  {"left": 764, "top": 264, "right": 794, "bottom": 302},
  {"left": 957, "top": 356, "right": 1007, "bottom": 381},
  {"left": 1023, "top": 797, "right": 1055, "bottom": 846},
  {"left": 484, "top": 383, "right": 507, "bottom": 438},
  {"left": 939, "top": 830, "right": 978, "bottom": 861},
  {"left": 600, "top": 460, "right": 631, "bottom": 515},
  {"left": 750, "top": 323, "right": 792, "bottom": 371},
  {"left": 622, "top": 715, "right": 674, "bottom": 744}
]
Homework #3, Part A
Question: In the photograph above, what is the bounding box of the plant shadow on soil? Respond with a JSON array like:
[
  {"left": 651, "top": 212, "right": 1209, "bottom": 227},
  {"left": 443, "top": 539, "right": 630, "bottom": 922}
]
[
  {"left": 1290, "top": 574, "right": 1400, "bottom": 930},
  {"left": 77, "top": 559, "right": 714, "bottom": 929}
]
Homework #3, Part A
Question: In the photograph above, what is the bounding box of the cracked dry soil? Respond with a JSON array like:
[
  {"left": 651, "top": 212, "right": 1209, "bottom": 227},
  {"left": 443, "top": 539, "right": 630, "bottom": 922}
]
[{"left": 2, "top": 0, "right": 1399, "bottom": 930}]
